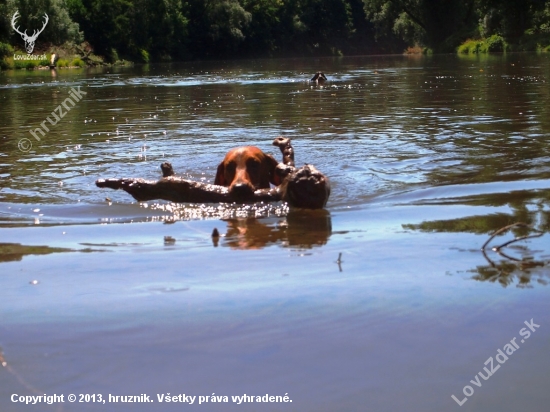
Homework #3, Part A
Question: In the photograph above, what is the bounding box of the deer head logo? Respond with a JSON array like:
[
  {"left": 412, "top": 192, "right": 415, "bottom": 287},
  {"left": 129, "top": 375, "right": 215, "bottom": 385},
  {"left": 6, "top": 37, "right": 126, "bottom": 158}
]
[{"left": 11, "top": 11, "right": 49, "bottom": 54}]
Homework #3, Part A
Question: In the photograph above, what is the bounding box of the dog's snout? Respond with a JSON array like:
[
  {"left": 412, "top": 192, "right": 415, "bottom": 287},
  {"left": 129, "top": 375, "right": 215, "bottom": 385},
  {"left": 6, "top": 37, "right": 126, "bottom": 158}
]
[{"left": 230, "top": 183, "right": 255, "bottom": 197}]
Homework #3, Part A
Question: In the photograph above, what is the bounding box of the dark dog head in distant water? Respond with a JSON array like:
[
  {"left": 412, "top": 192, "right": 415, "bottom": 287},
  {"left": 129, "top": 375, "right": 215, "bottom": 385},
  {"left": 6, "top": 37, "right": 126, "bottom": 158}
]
[
  {"left": 311, "top": 72, "right": 328, "bottom": 84},
  {"left": 214, "top": 146, "right": 281, "bottom": 198}
]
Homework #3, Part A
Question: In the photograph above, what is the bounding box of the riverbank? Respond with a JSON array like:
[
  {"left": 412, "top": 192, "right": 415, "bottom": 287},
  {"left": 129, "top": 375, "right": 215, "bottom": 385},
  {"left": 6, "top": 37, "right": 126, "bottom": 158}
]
[
  {"left": 0, "top": 42, "right": 132, "bottom": 71},
  {"left": 458, "top": 34, "right": 550, "bottom": 54}
]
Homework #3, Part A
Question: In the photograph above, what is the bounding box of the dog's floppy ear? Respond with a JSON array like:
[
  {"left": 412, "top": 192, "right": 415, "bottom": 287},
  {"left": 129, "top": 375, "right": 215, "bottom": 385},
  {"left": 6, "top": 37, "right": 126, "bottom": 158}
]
[
  {"left": 214, "top": 161, "right": 225, "bottom": 186},
  {"left": 265, "top": 154, "right": 282, "bottom": 186}
]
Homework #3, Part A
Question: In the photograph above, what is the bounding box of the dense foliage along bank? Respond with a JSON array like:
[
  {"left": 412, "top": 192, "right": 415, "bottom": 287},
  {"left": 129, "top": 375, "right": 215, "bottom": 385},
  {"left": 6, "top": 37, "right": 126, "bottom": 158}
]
[{"left": 1, "top": 0, "right": 550, "bottom": 68}]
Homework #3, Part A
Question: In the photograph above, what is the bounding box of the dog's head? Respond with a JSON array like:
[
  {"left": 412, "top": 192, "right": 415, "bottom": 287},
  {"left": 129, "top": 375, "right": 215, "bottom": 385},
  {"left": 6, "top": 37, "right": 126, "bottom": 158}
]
[
  {"left": 311, "top": 72, "right": 328, "bottom": 83},
  {"left": 214, "top": 146, "right": 281, "bottom": 198}
]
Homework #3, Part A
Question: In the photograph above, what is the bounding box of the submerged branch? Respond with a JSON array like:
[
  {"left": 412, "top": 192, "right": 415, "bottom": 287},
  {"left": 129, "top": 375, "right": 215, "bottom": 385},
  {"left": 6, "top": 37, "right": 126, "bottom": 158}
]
[
  {"left": 96, "top": 164, "right": 329, "bottom": 209},
  {"left": 481, "top": 222, "right": 543, "bottom": 251}
]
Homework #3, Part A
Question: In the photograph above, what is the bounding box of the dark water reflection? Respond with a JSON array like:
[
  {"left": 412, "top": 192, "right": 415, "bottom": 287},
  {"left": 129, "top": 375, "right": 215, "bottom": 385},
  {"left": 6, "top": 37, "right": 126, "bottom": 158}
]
[{"left": 217, "top": 209, "right": 332, "bottom": 250}]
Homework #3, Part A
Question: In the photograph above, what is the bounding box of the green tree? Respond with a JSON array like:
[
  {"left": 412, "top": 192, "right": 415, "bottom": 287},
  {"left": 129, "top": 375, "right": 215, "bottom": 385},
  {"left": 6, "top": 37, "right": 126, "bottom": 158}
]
[
  {"left": 363, "top": 0, "right": 477, "bottom": 52},
  {"left": 68, "top": 0, "right": 189, "bottom": 62},
  {"left": 208, "top": 0, "right": 251, "bottom": 43},
  {"left": 187, "top": 0, "right": 251, "bottom": 58},
  {"left": 530, "top": 1, "right": 550, "bottom": 38},
  {"left": 255, "top": 0, "right": 357, "bottom": 56},
  {"left": 299, "top": 0, "right": 355, "bottom": 55},
  {"left": 346, "top": 0, "right": 389, "bottom": 54},
  {"left": 7, "top": 0, "right": 82, "bottom": 48},
  {"left": 478, "top": 0, "right": 547, "bottom": 42},
  {"left": 128, "top": 0, "right": 189, "bottom": 61},
  {"left": 1, "top": 0, "right": 11, "bottom": 43},
  {"left": 240, "top": 0, "right": 284, "bottom": 56},
  {"left": 67, "top": 0, "right": 132, "bottom": 61}
]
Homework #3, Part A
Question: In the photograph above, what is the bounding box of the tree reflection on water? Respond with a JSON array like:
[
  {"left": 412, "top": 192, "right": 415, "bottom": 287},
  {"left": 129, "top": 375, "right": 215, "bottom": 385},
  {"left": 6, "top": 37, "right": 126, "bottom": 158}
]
[{"left": 403, "top": 189, "right": 550, "bottom": 287}]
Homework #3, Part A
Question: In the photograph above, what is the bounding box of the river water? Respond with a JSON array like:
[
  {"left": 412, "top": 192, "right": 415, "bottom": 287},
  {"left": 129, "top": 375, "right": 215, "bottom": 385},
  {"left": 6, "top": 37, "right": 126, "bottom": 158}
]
[{"left": 1, "top": 54, "right": 550, "bottom": 411}]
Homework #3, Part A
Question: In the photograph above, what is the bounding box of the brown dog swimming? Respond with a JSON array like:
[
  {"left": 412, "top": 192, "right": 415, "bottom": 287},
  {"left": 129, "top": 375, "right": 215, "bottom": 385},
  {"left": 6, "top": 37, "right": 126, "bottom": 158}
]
[
  {"left": 214, "top": 146, "right": 281, "bottom": 198},
  {"left": 96, "top": 138, "right": 330, "bottom": 209}
]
